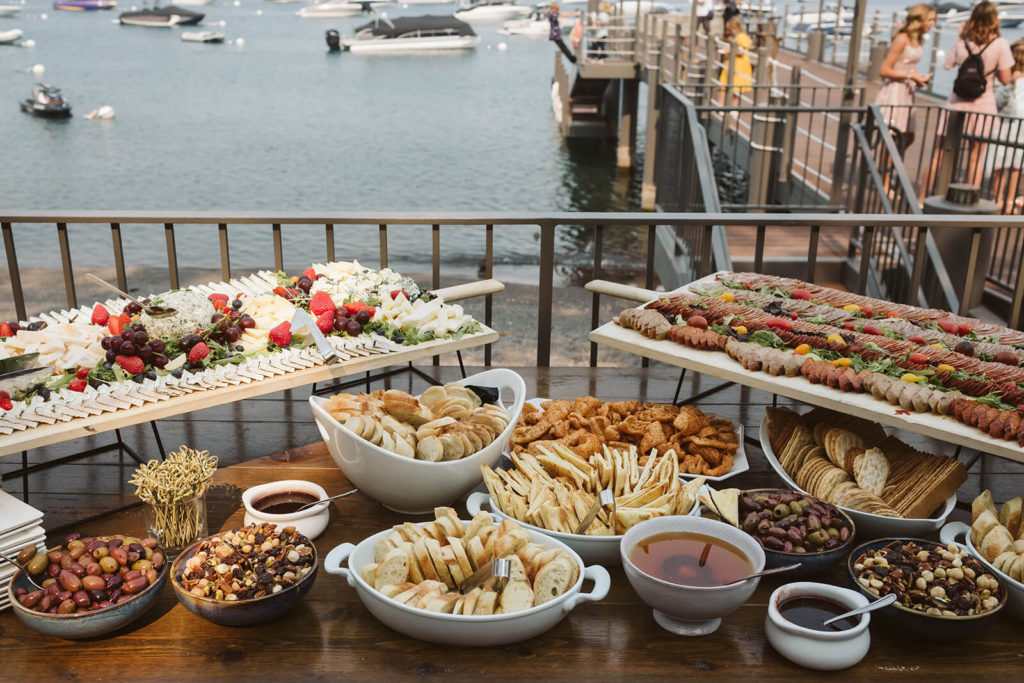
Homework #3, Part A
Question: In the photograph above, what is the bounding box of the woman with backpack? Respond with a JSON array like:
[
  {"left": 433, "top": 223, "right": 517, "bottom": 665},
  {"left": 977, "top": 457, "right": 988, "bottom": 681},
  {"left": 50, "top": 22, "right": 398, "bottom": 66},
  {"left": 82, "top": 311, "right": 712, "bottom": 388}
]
[
  {"left": 940, "top": 1, "right": 1014, "bottom": 186},
  {"left": 873, "top": 4, "right": 936, "bottom": 152}
]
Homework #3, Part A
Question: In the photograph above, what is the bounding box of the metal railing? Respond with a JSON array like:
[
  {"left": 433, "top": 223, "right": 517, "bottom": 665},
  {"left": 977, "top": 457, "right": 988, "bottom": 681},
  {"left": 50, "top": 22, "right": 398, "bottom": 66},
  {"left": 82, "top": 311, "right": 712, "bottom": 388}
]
[{"left": 7, "top": 213, "right": 1024, "bottom": 370}]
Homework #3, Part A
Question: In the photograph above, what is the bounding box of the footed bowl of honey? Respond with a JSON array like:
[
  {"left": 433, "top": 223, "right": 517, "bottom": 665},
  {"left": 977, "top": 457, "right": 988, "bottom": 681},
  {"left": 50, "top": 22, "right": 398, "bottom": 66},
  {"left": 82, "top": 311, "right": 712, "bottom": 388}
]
[
  {"left": 765, "top": 582, "right": 871, "bottom": 671},
  {"left": 243, "top": 480, "right": 330, "bottom": 540},
  {"left": 620, "top": 516, "right": 765, "bottom": 636}
]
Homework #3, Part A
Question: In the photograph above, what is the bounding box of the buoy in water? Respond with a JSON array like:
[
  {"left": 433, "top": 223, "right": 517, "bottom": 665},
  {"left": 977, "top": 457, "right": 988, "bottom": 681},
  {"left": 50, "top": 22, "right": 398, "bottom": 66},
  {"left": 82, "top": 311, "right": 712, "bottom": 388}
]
[
  {"left": 233, "top": 0, "right": 239, "bottom": 4},
  {"left": 85, "top": 105, "right": 115, "bottom": 120},
  {"left": 30, "top": 63, "right": 44, "bottom": 76},
  {"left": 23, "top": 39, "right": 35, "bottom": 48},
  {"left": 255, "top": 8, "right": 261, "bottom": 14},
  {"left": 497, "top": 42, "right": 507, "bottom": 51},
  {"left": 235, "top": 37, "right": 245, "bottom": 46},
  {"left": 40, "top": 12, "right": 47, "bottom": 19}
]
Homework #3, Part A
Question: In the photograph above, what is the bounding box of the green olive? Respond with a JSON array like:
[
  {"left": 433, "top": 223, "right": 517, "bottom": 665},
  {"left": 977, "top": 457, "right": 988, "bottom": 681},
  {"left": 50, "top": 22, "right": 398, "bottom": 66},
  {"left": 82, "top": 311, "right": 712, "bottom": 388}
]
[
  {"left": 99, "top": 556, "right": 119, "bottom": 574},
  {"left": 26, "top": 553, "right": 48, "bottom": 576},
  {"left": 131, "top": 559, "right": 154, "bottom": 573},
  {"left": 92, "top": 546, "right": 109, "bottom": 560}
]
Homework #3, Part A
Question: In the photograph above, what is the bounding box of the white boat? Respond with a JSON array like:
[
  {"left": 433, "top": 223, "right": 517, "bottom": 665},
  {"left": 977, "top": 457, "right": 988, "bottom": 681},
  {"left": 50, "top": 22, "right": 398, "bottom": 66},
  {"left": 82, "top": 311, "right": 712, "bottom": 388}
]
[
  {"left": 0, "top": 5, "right": 22, "bottom": 17},
  {"left": 501, "top": 8, "right": 574, "bottom": 37},
  {"left": 119, "top": 5, "right": 204, "bottom": 26},
  {"left": 297, "top": 0, "right": 385, "bottom": 17},
  {"left": 336, "top": 14, "right": 479, "bottom": 52},
  {"left": 454, "top": 0, "right": 528, "bottom": 22},
  {"left": 400, "top": 0, "right": 454, "bottom": 3},
  {"left": 0, "top": 27, "right": 23, "bottom": 44},
  {"left": 181, "top": 29, "right": 224, "bottom": 41},
  {"left": 174, "top": 0, "right": 217, "bottom": 6}
]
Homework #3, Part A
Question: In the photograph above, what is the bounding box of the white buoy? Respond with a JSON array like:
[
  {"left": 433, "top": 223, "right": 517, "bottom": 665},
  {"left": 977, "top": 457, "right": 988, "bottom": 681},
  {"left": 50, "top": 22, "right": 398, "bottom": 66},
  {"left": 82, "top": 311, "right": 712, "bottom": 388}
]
[
  {"left": 40, "top": 12, "right": 47, "bottom": 19},
  {"left": 30, "top": 63, "right": 44, "bottom": 76},
  {"left": 255, "top": 8, "right": 261, "bottom": 14},
  {"left": 235, "top": 36, "right": 245, "bottom": 46},
  {"left": 233, "top": 0, "right": 239, "bottom": 4},
  {"left": 497, "top": 42, "right": 507, "bottom": 51},
  {"left": 23, "top": 39, "right": 35, "bottom": 48}
]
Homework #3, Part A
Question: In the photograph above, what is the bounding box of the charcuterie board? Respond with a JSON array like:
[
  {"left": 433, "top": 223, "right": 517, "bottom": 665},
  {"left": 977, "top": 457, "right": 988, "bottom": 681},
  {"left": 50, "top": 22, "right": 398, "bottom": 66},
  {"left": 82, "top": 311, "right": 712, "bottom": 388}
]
[{"left": 588, "top": 273, "right": 1024, "bottom": 464}]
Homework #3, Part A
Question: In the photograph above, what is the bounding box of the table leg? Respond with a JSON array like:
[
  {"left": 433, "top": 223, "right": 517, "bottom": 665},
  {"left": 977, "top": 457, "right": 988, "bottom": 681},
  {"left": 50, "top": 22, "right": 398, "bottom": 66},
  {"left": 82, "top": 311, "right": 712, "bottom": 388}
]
[
  {"left": 456, "top": 351, "right": 466, "bottom": 378},
  {"left": 672, "top": 368, "right": 687, "bottom": 404},
  {"left": 150, "top": 421, "right": 167, "bottom": 460},
  {"left": 22, "top": 451, "right": 29, "bottom": 502}
]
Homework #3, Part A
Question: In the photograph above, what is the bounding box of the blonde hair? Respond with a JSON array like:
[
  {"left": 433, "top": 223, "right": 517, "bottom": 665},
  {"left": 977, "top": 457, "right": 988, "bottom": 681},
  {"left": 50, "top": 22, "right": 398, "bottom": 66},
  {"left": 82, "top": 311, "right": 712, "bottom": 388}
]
[
  {"left": 1013, "top": 39, "right": 1024, "bottom": 72},
  {"left": 726, "top": 16, "right": 744, "bottom": 35},
  {"left": 898, "top": 3, "right": 935, "bottom": 43},
  {"left": 961, "top": 1, "right": 1001, "bottom": 46},
  {"left": 549, "top": 1, "right": 559, "bottom": 10}
]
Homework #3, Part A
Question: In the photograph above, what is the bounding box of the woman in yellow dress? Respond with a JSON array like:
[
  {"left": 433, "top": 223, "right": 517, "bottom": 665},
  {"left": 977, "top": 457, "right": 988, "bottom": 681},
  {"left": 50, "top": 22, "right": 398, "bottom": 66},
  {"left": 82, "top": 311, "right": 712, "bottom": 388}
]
[{"left": 718, "top": 17, "right": 753, "bottom": 107}]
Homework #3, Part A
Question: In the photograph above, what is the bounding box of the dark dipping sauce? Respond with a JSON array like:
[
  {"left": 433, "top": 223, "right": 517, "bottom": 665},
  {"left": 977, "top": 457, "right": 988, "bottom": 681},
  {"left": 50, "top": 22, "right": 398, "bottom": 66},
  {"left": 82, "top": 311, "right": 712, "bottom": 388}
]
[
  {"left": 254, "top": 491, "right": 319, "bottom": 515},
  {"left": 779, "top": 596, "right": 861, "bottom": 632},
  {"left": 629, "top": 532, "right": 752, "bottom": 587}
]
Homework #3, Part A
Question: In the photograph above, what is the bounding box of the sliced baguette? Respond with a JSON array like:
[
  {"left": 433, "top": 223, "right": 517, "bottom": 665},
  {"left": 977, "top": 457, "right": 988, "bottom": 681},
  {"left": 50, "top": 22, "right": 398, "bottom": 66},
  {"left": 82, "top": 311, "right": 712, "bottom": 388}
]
[
  {"left": 473, "top": 588, "right": 498, "bottom": 615},
  {"left": 407, "top": 580, "right": 447, "bottom": 609},
  {"left": 465, "top": 535, "right": 489, "bottom": 570},
  {"left": 374, "top": 547, "right": 410, "bottom": 590},
  {"left": 498, "top": 580, "right": 534, "bottom": 614},
  {"left": 527, "top": 548, "right": 564, "bottom": 580},
  {"left": 377, "top": 582, "right": 414, "bottom": 599},
  {"left": 448, "top": 536, "right": 475, "bottom": 578},
  {"left": 462, "top": 586, "right": 482, "bottom": 616},
  {"left": 360, "top": 562, "right": 379, "bottom": 586},
  {"left": 533, "top": 556, "right": 575, "bottom": 605},
  {"left": 442, "top": 545, "right": 466, "bottom": 586},
  {"left": 413, "top": 538, "right": 440, "bottom": 582},
  {"left": 405, "top": 543, "right": 425, "bottom": 584},
  {"left": 464, "top": 511, "right": 493, "bottom": 542},
  {"left": 425, "top": 538, "right": 455, "bottom": 589},
  {"left": 424, "top": 593, "right": 460, "bottom": 614}
]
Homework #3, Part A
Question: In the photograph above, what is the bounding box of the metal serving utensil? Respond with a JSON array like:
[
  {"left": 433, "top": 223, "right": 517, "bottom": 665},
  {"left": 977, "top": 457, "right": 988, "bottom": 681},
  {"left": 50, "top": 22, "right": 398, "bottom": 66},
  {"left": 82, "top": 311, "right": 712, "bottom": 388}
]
[
  {"left": 294, "top": 488, "right": 359, "bottom": 512},
  {"left": 822, "top": 593, "right": 897, "bottom": 626},
  {"left": 85, "top": 273, "right": 177, "bottom": 318},
  {"left": 291, "top": 309, "right": 339, "bottom": 365},
  {"left": 0, "top": 549, "right": 44, "bottom": 590},
  {"left": 574, "top": 489, "right": 615, "bottom": 535},
  {"left": 722, "top": 563, "right": 802, "bottom": 586},
  {"left": 458, "top": 557, "right": 511, "bottom": 595}
]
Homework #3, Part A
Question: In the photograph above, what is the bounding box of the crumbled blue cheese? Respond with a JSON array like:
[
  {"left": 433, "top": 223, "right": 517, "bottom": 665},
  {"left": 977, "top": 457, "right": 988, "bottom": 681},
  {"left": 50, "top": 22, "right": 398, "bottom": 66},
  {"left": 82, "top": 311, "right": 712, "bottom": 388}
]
[{"left": 310, "top": 267, "right": 420, "bottom": 304}]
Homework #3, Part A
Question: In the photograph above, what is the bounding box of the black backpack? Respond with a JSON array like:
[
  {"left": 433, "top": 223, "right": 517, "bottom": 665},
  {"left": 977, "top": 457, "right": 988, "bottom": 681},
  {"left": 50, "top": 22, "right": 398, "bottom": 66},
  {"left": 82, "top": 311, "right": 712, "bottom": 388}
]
[{"left": 953, "top": 40, "right": 992, "bottom": 100}]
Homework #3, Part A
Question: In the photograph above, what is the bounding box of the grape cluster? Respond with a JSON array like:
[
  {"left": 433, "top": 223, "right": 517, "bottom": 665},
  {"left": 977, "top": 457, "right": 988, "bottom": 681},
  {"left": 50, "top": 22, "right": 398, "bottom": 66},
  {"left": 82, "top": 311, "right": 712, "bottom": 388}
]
[
  {"left": 100, "top": 325, "right": 168, "bottom": 369},
  {"left": 209, "top": 306, "right": 255, "bottom": 346},
  {"left": 334, "top": 308, "right": 370, "bottom": 336}
]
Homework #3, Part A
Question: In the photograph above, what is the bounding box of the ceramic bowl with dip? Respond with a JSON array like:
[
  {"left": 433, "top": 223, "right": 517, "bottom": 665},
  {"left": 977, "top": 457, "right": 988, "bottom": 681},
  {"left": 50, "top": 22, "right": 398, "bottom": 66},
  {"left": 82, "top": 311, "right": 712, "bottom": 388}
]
[
  {"left": 765, "top": 581, "right": 871, "bottom": 671},
  {"left": 242, "top": 480, "right": 329, "bottom": 540},
  {"left": 621, "top": 515, "right": 766, "bottom": 636}
]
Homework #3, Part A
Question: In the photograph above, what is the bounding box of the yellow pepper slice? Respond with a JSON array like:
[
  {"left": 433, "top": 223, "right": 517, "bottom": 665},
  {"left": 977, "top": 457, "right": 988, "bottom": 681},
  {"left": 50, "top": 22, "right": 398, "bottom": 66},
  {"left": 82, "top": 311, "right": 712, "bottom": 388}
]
[
  {"left": 733, "top": 325, "right": 747, "bottom": 335},
  {"left": 936, "top": 363, "right": 955, "bottom": 372},
  {"left": 832, "top": 357, "right": 853, "bottom": 367},
  {"left": 901, "top": 373, "right": 923, "bottom": 383},
  {"left": 826, "top": 333, "right": 846, "bottom": 345},
  {"left": 843, "top": 304, "right": 861, "bottom": 311},
  {"left": 794, "top": 343, "right": 811, "bottom": 355},
  {"left": 931, "top": 343, "right": 944, "bottom": 349},
  {"left": 717, "top": 291, "right": 735, "bottom": 302}
]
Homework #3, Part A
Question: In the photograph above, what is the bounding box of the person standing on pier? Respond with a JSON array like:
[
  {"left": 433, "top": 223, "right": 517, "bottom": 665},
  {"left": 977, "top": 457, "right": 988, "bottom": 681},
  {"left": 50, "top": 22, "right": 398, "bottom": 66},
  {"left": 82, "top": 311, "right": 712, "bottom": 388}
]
[
  {"left": 939, "top": 0, "right": 1014, "bottom": 187},
  {"left": 548, "top": 2, "right": 577, "bottom": 64},
  {"left": 717, "top": 16, "right": 753, "bottom": 110},
  {"left": 696, "top": 0, "right": 713, "bottom": 36},
  {"left": 722, "top": 0, "right": 740, "bottom": 35},
  {"left": 873, "top": 3, "right": 936, "bottom": 153},
  {"left": 989, "top": 40, "right": 1024, "bottom": 211}
]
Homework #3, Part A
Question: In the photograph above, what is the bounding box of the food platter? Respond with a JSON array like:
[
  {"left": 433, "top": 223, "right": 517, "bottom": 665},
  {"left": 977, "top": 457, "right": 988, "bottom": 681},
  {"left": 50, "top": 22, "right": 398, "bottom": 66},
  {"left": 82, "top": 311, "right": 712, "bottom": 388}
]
[
  {"left": 588, "top": 272, "right": 1024, "bottom": 464},
  {"left": 758, "top": 418, "right": 957, "bottom": 538}
]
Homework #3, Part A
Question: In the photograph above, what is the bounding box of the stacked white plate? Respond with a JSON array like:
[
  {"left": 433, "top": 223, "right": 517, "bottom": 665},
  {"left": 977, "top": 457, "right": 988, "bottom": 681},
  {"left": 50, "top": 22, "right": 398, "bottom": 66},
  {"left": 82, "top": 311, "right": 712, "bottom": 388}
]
[{"left": 0, "top": 490, "right": 46, "bottom": 612}]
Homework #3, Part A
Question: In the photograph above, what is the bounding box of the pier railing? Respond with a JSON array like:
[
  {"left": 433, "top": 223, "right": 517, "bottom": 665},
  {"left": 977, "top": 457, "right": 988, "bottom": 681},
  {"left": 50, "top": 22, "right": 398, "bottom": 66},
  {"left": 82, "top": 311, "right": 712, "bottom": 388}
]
[{"left": 7, "top": 212, "right": 1024, "bottom": 369}]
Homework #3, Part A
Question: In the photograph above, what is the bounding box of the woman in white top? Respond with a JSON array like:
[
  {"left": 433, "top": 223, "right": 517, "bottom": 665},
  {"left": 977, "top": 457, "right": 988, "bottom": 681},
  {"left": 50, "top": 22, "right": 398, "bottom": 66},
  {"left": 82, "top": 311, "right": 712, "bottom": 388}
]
[{"left": 991, "top": 40, "right": 1024, "bottom": 211}]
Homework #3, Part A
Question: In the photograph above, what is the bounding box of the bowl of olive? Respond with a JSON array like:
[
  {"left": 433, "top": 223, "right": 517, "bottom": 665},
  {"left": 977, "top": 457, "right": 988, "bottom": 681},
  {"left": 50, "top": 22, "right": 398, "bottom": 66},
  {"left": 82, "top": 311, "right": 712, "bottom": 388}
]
[
  {"left": 6, "top": 533, "right": 168, "bottom": 640},
  {"left": 735, "top": 489, "right": 856, "bottom": 578}
]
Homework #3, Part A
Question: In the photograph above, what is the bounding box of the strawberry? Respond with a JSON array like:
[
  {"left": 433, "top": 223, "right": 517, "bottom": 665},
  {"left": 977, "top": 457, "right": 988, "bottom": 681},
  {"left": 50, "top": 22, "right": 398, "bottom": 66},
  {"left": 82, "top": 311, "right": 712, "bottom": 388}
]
[
  {"left": 0, "top": 391, "right": 8, "bottom": 400},
  {"left": 791, "top": 288, "right": 811, "bottom": 300},
  {"left": 108, "top": 315, "right": 124, "bottom": 336},
  {"left": 208, "top": 293, "right": 229, "bottom": 302},
  {"left": 273, "top": 286, "right": 289, "bottom": 298},
  {"left": 843, "top": 322, "right": 856, "bottom": 331},
  {"left": 316, "top": 310, "right": 335, "bottom": 334},
  {"left": 937, "top": 320, "right": 958, "bottom": 334},
  {"left": 115, "top": 355, "right": 145, "bottom": 375},
  {"left": 302, "top": 267, "right": 318, "bottom": 281},
  {"left": 957, "top": 323, "right": 973, "bottom": 336},
  {"left": 909, "top": 336, "right": 926, "bottom": 344},
  {"left": 188, "top": 342, "right": 211, "bottom": 363},
  {"left": 76, "top": 367, "right": 89, "bottom": 380},
  {"left": 68, "top": 379, "right": 87, "bottom": 393},
  {"left": 885, "top": 310, "right": 901, "bottom": 318},
  {"left": 309, "top": 291, "right": 336, "bottom": 317},
  {"left": 269, "top": 321, "right": 292, "bottom": 346},
  {"left": 211, "top": 299, "right": 226, "bottom": 312},
  {"left": 390, "top": 289, "right": 409, "bottom": 300},
  {"left": 0, "top": 322, "right": 11, "bottom": 338},
  {"left": 860, "top": 306, "right": 874, "bottom": 318},
  {"left": 90, "top": 304, "right": 109, "bottom": 326},
  {"left": 0, "top": 397, "right": 12, "bottom": 411},
  {"left": 862, "top": 325, "right": 882, "bottom": 336},
  {"left": 908, "top": 352, "right": 927, "bottom": 365}
]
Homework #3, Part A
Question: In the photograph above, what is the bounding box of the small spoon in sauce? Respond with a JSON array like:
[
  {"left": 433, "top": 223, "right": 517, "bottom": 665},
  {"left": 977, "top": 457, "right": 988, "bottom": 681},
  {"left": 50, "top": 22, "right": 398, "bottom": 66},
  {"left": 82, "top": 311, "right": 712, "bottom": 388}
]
[
  {"left": 822, "top": 593, "right": 897, "bottom": 626},
  {"left": 85, "top": 273, "right": 177, "bottom": 319},
  {"left": 293, "top": 488, "right": 360, "bottom": 512},
  {"left": 722, "top": 562, "right": 802, "bottom": 585}
]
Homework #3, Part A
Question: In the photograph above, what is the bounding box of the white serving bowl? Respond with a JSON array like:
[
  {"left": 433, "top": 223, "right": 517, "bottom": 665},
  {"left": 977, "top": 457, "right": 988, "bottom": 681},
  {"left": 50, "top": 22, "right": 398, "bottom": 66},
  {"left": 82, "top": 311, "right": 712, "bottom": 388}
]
[
  {"left": 620, "top": 515, "right": 765, "bottom": 636},
  {"left": 323, "top": 516, "right": 610, "bottom": 646},
  {"left": 242, "top": 480, "right": 330, "bottom": 540},
  {"left": 941, "top": 521, "right": 1024, "bottom": 621},
  {"left": 765, "top": 581, "right": 871, "bottom": 671},
  {"left": 309, "top": 368, "right": 527, "bottom": 514},
  {"left": 466, "top": 490, "right": 701, "bottom": 566},
  {"left": 759, "top": 419, "right": 957, "bottom": 538}
]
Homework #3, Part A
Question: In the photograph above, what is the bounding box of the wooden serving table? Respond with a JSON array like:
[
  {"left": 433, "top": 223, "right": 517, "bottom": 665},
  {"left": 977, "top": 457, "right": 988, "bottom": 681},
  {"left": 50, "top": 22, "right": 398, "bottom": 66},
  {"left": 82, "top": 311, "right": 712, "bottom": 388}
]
[{"left": 3, "top": 443, "right": 1019, "bottom": 679}]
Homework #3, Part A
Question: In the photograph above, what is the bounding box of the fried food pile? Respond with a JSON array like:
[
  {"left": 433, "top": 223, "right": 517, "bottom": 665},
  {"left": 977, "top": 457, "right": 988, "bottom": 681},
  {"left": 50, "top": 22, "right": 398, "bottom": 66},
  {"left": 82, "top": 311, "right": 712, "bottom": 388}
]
[{"left": 512, "top": 398, "right": 738, "bottom": 477}]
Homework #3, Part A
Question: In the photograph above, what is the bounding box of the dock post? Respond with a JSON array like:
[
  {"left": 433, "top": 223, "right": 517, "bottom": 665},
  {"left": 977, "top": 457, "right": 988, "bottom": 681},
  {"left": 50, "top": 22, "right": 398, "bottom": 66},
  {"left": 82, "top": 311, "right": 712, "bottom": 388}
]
[
  {"left": 831, "top": 0, "right": 867, "bottom": 206},
  {"left": 640, "top": 18, "right": 668, "bottom": 210},
  {"left": 618, "top": 78, "right": 639, "bottom": 168},
  {"left": 748, "top": 49, "right": 782, "bottom": 208}
]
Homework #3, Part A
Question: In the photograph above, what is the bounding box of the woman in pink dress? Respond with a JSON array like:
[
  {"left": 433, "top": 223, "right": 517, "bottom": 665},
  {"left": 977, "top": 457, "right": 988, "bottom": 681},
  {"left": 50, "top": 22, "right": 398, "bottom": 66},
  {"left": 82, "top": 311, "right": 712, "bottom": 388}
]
[
  {"left": 940, "top": 1, "right": 1014, "bottom": 186},
  {"left": 875, "top": 4, "right": 936, "bottom": 152}
]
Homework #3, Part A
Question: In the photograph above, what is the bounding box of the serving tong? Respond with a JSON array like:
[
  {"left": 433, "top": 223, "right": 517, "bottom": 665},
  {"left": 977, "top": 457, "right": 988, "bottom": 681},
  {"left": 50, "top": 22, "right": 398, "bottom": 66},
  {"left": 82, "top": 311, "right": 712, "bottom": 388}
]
[
  {"left": 574, "top": 489, "right": 616, "bottom": 535},
  {"left": 458, "top": 557, "right": 511, "bottom": 595}
]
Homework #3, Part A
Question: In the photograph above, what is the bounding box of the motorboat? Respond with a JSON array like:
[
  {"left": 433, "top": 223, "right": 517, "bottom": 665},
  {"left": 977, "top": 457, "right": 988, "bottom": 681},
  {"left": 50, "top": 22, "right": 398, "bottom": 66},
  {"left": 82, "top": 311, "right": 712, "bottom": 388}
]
[
  {"left": 501, "top": 7, "right": 574, "bottom": 37},
  {"left": 118, "top": 5, "right": 204, "bottom": 25},
  {"left": 0, "top": 28, "right": 23, "bottom": 44},
  {"left": 20, "top": 85, "right": 72, "bottom": 119},
  {"left": 181, "top": 29, "right": 224, "bottom": 41},
  {"left": 174, "top": 0, "right": 216, "bottom": 6},
  {"left": 0, "top": 4, "right": 21, "bottom": 17},
  {"left": 53, "top": 0, "right": 117, "bottom": 10},
  {"left": 786, "top": 8, "right": 853, "bottom": 35},
  {"left": 940, "top": 4, "right": 1024, "bottom": 28},
  {"left": 454, "top": 1, "right": 528, "bottom": 22},
  {"left": 297, "top": 0, "right": 384, "bottom": 18},
  {"left": 329, "top": 14, "right": 479, "bottom": 52}
]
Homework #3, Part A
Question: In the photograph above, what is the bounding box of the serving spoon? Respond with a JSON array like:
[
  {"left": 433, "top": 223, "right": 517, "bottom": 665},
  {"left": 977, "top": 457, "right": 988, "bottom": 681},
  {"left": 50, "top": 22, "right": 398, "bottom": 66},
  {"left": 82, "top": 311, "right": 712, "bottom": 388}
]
[
  {"left": 0, "top": 549, "right": 44, "bottom": 590},
  {"left": 822, "top": 592, "right": 898, "bottom": 626},
  {"left": 85, "top": 273, "right": 177, "bottom": 319},
  {"left": 294, "top": 488, "right": 360, "bottom": 512},
  {"left": 722, "top": 563, "right": 802, "bottom": 586}
]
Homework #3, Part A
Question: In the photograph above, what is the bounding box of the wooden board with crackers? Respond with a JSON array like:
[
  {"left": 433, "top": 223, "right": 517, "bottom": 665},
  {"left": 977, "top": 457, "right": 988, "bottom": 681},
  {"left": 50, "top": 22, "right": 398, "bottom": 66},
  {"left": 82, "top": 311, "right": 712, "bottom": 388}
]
[
  {"left": 762, "top": 406, "right": 966, "bottom": 527},
  {"left": 512, "top": 397, "right": 746, "bottom": 480}
]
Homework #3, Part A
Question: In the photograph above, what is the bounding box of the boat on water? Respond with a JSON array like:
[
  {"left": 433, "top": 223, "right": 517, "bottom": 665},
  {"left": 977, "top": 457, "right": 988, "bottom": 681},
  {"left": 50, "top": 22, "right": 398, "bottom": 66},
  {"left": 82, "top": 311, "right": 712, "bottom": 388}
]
[
  {"left": 0, "top": 4, "right": 22, "bottom": 17},
  {"left": 297, "top": 0, "right": 384, "bottom": 18},
  {"left": 119, "top": 5, "right": 204, "bottom": 25},
  {"left": 328, "top": 14, "right": 479, "bottom": 53},
  {"left": 501, "top": 7, "right": 574, "bottom": 37},
  {"left": 20, "top": 85, "right": 72, "bottom": 119},
  {"left": 454, "top": 0, "right": 528, "bottom": 22},
  {"left": 181, "top": 29, "right": 224, "bottom": 41},
  {"left": 940, "top": 3, "right": 1024, "bottom": 28},
  {"left": 0, "top": 27, "right": 23, "bottom": 44},
  {"left": 53, "top": 0, "right": 117, "bottom": 10},
  {"left": 174, "top": 0, "right": 217, "bottom": 6}
]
